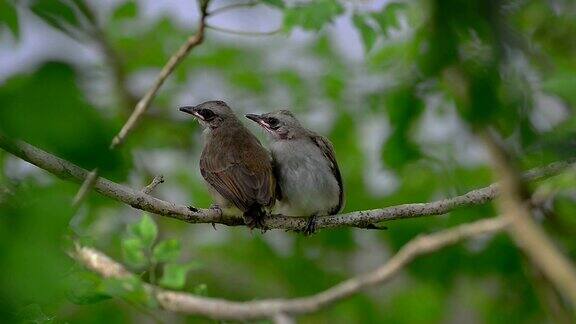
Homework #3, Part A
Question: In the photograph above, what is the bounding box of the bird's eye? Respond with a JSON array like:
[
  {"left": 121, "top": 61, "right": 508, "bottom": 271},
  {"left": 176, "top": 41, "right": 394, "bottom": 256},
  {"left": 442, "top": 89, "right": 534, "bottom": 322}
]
[
  {"left": 267, "top": 117, "right": 280, "bottom": 129},
  {"left": 201, "top": 109, "right": 216, "bottom": 121}
]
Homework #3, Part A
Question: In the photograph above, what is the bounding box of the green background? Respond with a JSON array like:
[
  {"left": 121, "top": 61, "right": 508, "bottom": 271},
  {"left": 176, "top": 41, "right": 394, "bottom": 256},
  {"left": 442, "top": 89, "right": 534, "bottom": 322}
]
[{"left": 0, "top": 0, "right": 575, "bottom": 322}]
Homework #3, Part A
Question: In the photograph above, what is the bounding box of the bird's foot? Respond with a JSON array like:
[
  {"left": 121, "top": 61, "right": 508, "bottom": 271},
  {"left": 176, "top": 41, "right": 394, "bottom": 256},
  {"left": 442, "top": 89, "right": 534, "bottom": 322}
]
[
  {"left": 303, "top": 215, "right": 317, "bottom": 236},
  {"left": 243, "top": 214, "right": 265, "bottom": 231},
  {"left": 208, "top": 204, "right": 222, "bottom": 230},
  {"left": 187, "top": 205, "right": 199, "bottom": 212}
]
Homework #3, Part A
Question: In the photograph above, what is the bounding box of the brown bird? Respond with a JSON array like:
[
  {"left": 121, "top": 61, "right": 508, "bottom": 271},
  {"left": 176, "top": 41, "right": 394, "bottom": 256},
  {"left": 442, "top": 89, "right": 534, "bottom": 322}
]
[{"left": 179, "top": 100, "right": 275, "bottom": 229}]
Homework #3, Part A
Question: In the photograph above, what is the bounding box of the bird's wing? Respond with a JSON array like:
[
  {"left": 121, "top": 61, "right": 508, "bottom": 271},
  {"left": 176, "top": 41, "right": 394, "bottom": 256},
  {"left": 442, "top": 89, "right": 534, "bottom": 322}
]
[
  {"left": 200, "top": 134, "right": 275, "bottom": 212},
  {"left": 311, "top": 134, "right": 344, "bottom": 214},
  {"left": 272, "top": 161, "right": 283, "bottom": 201}
]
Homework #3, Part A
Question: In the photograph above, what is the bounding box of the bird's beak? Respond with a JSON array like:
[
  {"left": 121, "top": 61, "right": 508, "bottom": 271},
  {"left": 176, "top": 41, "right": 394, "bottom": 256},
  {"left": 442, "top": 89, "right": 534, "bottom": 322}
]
[
  {"left": 245, "top": 114, "right": 270, "bottom": 128},
  {"left": 179, "top": 106, "right": 204, "bottom": 120},
  {"left": 245, "top": 113, "right": 261, "bottom": 122}
]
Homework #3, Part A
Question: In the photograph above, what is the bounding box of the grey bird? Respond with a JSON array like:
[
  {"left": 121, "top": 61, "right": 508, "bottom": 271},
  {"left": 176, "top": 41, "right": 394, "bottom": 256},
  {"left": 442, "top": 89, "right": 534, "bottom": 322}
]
[
  {"left": 179, "top": 100, "right": 276, "bottom": 229},
  {"left": 245, "top": 110, "right": 344, "bottom": 234}
]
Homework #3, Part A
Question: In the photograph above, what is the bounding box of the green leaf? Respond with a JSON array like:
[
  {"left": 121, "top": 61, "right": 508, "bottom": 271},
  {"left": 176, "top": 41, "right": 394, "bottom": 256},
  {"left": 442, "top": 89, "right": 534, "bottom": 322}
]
[
  {"left": 130, "top": 213, "right": 157, "bottom": 248},
  {"left": 193, "top": 283, "right": 208, "bottom": 296},
  {"left": 323, "top": 72, "right": 345, "bottom": 100},
  {"left": 382, "top": 131, "right": 422, "bottom": 169},
  {"left": 352, "top": 14, "right": 378, "bottom": 53},
  {"left": 71, "top": 0, "right": 94, "bottom": 23},
  {"left": 0, "top": 63, "right": 130, "bottom": 179},
  {"left": 381, "top": 85, "right": 424, "bottom": 169},
  {"left": 66, "top": 271, "right": 111, "bottom": 305},
  {"left": 0, "top": 0, "right": 19, "bottom": 37},
  {"left": 283, "top": 0, "right": 344, "bottom": 32},
  {"left": 372, "top": 2, "right": 405, "bottom": 36},
  {"left": 542, "top": 73, "right": 576, "bottom": 106},
  {"left": 112, "top": 1, "right": 137, "bottom": 20},
  {"left": 152, "top": 239, "right": 181, "bottom": 263},
  {"left": 99, "top": 276, "right": 135, "bottom": 297},
  {"left": 122, "top": 237, "right": 147, "bottom": 268},
  {"left": 230, "top": 71, "right": 265, "bottom": 92},
  {"left": 100, "top": 276, "right": 157, "bottom": 308},
  {"left": 30, "top": 0, "right": 81, "bottom": 32},
  {"left": 159, "top": 263, "right": 199, "bottom": 290},
  {"left": 261, "top": 0, "right": 284, "bottom": 8},
  {"left": 369, "top": 38, "right": 414, "bottom": 69}
]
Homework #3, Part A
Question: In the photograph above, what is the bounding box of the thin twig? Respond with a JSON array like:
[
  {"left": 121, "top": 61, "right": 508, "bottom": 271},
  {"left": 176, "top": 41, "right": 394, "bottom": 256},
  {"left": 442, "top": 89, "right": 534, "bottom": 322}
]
[
  {"left": 74, "top": 216, "right": 509, "bottom": 320},
  {"left": 142, "top": 175, "right": 165, "bottom": 195},
  {"left": 110, "top": 0, "right": 211, "bottom": 149},
  {"left": 206, "top": 24, "right": 281, "bottom": 36},
  {"left": 482, "top": 131, "right": 576, "bottom": 308},
  {"left": 208, "top": 1, "right": 259, "bottom": 16},
  {"left": 72, "top": 168, "right": 99, "bottom": 209},
  {"left": 0, "top": 134, "right": 572, "bottom": 231}
]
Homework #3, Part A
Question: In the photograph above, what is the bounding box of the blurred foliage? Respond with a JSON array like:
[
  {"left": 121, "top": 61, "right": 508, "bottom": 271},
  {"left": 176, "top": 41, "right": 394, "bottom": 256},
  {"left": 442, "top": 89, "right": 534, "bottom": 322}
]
[
  {"left": 284, "top": 0, "right": 344, "bottom": 32},
  {"left": 120, "top": 213, "right": 202, "bottom": 290},
  {"left": 30, "top": 0, "right": 95, "bottom": 33},
  {"left": 0, "top": 0, "right": 18, "bottom": 37},
  {"left": 0, "top": 0, "right": 575, "bottom": 323},
  {"left": 0, "top": 62, "right": 130, "bottom": 179}
]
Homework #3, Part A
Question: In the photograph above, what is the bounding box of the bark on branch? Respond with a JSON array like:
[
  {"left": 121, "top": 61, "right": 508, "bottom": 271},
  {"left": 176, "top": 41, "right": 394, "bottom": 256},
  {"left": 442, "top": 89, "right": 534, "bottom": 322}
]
[
  {"left": 0, "top": 134, "right": 572, "bottom": 231},
  {"left": 74, "top": 216, "right": 509, "bottom": 320}
]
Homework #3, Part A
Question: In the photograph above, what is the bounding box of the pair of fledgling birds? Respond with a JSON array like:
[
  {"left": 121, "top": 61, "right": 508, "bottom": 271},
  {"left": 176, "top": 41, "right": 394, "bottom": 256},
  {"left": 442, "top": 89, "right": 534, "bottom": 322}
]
[{"left": 179, "top": 100, "right": 344, "bottom": 234}]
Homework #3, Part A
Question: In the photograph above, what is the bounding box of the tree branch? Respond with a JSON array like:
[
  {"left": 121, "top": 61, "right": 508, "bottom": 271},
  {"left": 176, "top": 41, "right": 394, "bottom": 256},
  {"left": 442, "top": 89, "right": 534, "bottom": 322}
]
[
  {"left": 208, "top": 1, "right": 259, "bottom": 16},
  {"left": 142, "top": 175, "right": 165, "bottom": 195},
  {"left": 1, "top": 134, "right": 571, "bottom": 231},
  {"left": 206, "top": 24, "right": 281, "bottom": 36},
  {"left": 74, "top": 216, "right": 509, "bottom": 320},
  {"left": 72, "top": 168, "right": 99, "bottom": 209},
  {"left": 109, "top": 0, "right": 211, "bottom": 149},
  {"left": 482, "top": 131, "right": 576, "bottom": 307}
]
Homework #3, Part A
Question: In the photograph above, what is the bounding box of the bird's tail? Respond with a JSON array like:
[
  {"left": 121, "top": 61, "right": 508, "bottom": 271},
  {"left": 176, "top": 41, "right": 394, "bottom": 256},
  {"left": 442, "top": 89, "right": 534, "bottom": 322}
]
[{"left": 243, "top": 204, "right": 266, "bottom": 229}]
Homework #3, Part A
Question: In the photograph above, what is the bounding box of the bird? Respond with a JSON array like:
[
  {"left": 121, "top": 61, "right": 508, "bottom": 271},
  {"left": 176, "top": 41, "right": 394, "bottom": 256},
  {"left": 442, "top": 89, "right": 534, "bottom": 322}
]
[
  {"left": 178, "top": 100, "right": 276, "bottom": 229},
  {"left": 245, "top": 110, "right": 344, "bottom": 234}
]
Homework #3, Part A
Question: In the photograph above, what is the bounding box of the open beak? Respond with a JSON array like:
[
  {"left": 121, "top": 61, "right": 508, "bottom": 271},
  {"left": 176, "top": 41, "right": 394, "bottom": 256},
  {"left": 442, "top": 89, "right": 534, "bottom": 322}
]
[
  {"left": 245, "top": 114, "right": 270, "bottom": 128},
  {"left": 179, "top": 106, "right": 204, "bottom": 120}
]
